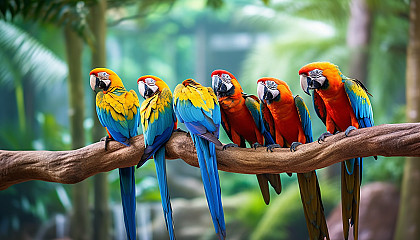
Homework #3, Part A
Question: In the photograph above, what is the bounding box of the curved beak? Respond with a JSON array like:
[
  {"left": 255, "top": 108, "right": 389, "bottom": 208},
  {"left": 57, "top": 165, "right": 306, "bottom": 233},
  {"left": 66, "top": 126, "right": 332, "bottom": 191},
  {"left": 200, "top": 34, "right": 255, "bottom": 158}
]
[
  {"left": 212, "top": 75, "right": 233, "bottom": 95},
  {"left": 300, "top": 74, "right": 311, "bottom": 96},
  {"left": 211, "top": 75, "right": 220, "bottom": 91},
  {"left": 138, "top": 81, "right": 146, "bottom": 99},
  {"left": 257, "top": 82, "right": 266, "bottom": 101},
  {"left": 90, "top": 75, "right": 99, "bottom": 91}
]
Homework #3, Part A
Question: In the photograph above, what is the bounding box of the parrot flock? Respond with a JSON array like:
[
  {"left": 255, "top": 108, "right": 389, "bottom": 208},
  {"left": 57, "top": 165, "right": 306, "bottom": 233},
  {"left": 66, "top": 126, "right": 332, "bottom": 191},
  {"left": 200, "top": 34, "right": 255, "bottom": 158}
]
[{"left": 89, "top": 61, "right": 374, "bottom": 240}]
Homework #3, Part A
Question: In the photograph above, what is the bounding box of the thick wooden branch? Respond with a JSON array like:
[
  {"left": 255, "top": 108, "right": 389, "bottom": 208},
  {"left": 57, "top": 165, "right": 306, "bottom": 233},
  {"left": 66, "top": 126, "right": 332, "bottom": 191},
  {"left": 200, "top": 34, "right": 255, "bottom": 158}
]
[{"left": 1, "top": 123, "right": 420, "bottom": 190}]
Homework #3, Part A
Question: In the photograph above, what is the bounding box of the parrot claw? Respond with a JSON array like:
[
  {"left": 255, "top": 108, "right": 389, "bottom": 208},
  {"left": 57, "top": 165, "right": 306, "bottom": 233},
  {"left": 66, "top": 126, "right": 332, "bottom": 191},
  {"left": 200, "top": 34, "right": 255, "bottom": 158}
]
[
  {"left": 344, "top": 126, "right": 357, "bottom": 137},
  {"left": 266, "top": 144, "right": 281, "bottom": 152},
  {"left": 223, "top": 143, "right": 238, "bottom": 150},
  {"left": 290, "top": 142, "right": 302, "bottom": 152},
  {"left": 373, "top": 155, "right": 378, "bottom": 160},
  {"left": 252, "top": 142, "right": 263, "bottom": 149},
  {"left": 100, "top": 135, "right": 113, "bottom": 151},
  {"left": 317, "top": 131, "right": 333, "bottom": 143},
  {"left": 173, "top": 128, "right": 187, "bottom": 133}
]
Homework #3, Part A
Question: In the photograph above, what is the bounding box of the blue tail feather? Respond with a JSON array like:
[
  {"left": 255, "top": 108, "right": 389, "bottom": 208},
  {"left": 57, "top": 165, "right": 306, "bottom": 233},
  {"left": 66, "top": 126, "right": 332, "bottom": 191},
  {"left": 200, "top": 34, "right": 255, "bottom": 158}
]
[
  {"left": 192, "top": 134, "right": 226, "bottom": 239},
  {"left": 119, "top": 166, "right": 136, "bottom": 240},
  {"left": 154, "top": 147, "right": 175, "bottom": 240}
]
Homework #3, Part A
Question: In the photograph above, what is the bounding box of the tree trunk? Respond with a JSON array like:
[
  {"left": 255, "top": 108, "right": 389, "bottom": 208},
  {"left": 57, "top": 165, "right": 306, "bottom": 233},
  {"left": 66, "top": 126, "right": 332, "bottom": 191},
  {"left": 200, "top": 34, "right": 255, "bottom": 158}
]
[
  {"left": 88, "top": 1, "right": 110, "bottom": 239},
  {"left": 346, "top": 0, "right": 372, "bottom": 84},
  {"left": 64, "top": 25, "right": 90, "bottom": 240},
  {"left": 394, "top": 0, "right": 420, "bottom": 239}
]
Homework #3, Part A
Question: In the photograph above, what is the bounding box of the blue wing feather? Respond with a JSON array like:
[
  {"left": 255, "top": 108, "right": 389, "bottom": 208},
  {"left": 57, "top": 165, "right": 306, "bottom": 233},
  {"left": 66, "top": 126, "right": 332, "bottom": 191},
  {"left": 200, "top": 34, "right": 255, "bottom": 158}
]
[
  {"left": 173, "top": 84, "right": 226, "bottom": 239},
  {"left": 244, "top": 95, "right": 275, "bottom": 145},
  {"left": 343, "top": 79, "right": 374, "bottom": 129},
  {"left": 294, "top": 95, "right": 313, "bottom": 143}
]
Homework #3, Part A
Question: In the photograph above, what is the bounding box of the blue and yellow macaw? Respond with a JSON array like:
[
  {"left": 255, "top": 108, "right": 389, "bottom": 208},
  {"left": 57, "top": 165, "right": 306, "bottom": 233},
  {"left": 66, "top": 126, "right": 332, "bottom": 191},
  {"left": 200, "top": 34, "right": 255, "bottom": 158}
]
[
  {"left": 137, "top": 75, "right": 176, "bottom": 240},
  {"left": 299, "top": 62, "right": 374, "bottom": 240},
  {"left": 90, "top": 68, "right": 139, "bottom": 240},
  {"left": 173, "top": 79, "right": 226, "bottom": 239},
  {"left": 257, "top": 77, "right": 329, "bottom": 240}
]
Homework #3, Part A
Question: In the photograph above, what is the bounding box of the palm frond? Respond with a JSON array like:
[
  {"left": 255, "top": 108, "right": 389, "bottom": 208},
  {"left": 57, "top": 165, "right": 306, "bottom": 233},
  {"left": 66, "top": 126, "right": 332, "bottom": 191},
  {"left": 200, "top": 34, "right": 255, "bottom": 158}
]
[{"left": 0, "top": 20, "right": 67, "bottom": 91}]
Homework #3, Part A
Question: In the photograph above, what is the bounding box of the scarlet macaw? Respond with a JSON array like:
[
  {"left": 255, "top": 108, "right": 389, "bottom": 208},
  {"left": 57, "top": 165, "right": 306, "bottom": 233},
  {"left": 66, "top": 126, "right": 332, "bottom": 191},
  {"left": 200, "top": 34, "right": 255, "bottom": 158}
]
[
  {"left": 211, "top": 69, "right": 281, "bottom": 205},
  {"left": 173, "top": 79, "right": 226, "bottom": 239},
  {"left": 137, "top": 75, "right": 176, "bottom": 240},
  {"left": 257, "top": 77, "right": 329, "bottom": 240},
  {"left": 299, "top": 62, "right": 374, "bottom": 240},
  {"left": 90, "top": 68, "right": 139, "bottom": 240}
]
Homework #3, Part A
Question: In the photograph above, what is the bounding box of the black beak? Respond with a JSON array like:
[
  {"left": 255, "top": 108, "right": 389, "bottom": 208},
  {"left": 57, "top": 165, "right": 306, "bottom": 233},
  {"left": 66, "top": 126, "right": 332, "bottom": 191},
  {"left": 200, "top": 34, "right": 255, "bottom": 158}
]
[
  {"left": 263, "top": 86, "right": 274, "bottom": 100},
  {"left": 144, "top": 84, "right": 154, "bottom": 97}
]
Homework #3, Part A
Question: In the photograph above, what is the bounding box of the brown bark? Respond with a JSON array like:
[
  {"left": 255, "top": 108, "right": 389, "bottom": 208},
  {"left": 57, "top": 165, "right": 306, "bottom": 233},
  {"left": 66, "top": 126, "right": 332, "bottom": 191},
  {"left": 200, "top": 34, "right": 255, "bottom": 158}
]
[
  {"left": 0, "top": 123, "right": 419, "bottom": 191},
  {"left": 394, "top": 0, "right": 420, "bottom": 239}
]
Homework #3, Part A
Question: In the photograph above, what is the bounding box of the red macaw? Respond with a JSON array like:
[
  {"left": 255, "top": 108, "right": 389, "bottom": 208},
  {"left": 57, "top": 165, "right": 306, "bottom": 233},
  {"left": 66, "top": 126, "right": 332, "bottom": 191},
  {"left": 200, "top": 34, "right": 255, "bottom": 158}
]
[
  {"left": 299, "top": 62, "right": 374, "bottom": 240},
  {"left": 173, "top": 79, "right": 226, "bottom": 239},
  {"left": 211, "top": 69, "right": 281, "bottom": 205},
  {"left": 257, "top": 77, "right": 329, "bottom": 240},
  {"left": 137, "top": 75, "right": 176, "bottom": 239},
  {"left": 90, "top": 68, "right": 139, "bottom": 240}
]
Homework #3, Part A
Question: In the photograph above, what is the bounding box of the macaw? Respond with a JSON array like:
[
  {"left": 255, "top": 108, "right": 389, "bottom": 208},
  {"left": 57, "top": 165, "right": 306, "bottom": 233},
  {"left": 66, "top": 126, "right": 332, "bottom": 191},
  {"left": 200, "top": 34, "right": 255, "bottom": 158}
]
[
  {"left": 137, "top": 75, "right": 176, "bottom": 240},
  {"left": 173, "top": 79, "right": 226, "bottom": 239},
  {"left": 211, "top": 69, "right": 281, "bottom": 205},
  {"left": 299, "top": 62, "right": 374, "bottom": 240},
  {"left": 257, "top": 77, "right": 329, "bottom": 240},
  {"left": 89, "top": 68, "right": 140, "bottom": 240}
]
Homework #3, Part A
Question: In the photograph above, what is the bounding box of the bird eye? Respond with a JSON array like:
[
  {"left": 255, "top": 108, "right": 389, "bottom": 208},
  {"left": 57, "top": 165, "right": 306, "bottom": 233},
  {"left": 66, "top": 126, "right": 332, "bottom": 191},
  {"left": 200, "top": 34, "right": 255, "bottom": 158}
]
[
  {"left": 309, "top": 69, "right": 323, "bottom": 78},
  {"left": 98, "top": 72, "right": 109, "bottom": 80},
  {"left": 145, "top": 78, "right": 156, "bottom": 85},
  {"left": 221, "top": 74, "right": 231, "bottom": 82},
  {"left": 266, "top": 81, "right": 277, "bottom": 90}
]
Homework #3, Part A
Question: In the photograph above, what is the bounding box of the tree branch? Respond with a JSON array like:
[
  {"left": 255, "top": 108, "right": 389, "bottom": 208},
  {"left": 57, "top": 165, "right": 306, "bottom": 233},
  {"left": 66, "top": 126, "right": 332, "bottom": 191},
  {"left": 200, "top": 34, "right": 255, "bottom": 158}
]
[{"left": 1, "top": 123, "right": 420, "bottom": 190}]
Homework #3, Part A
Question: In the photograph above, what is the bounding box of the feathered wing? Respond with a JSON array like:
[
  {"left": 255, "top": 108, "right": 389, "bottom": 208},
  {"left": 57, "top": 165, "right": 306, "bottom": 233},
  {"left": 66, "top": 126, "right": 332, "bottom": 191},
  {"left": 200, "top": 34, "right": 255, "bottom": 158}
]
[
  {"left": 295, "top": 95, "right": 330, "bottom": 240},
  {"left": 96, "top": 89, "right": 140, "bottom": 143},
  {"left": 96, "top": 88, "right": 139, "bottom": 240},
  {"left": 244, "top": 94, "right": 281, "bottom": 205},
  {"left": 173, "top": 83, "right": 225, "bottom": 239},
  {"left": 140, "top": 88, "right": 175, "bottom": 163},
  {"left": 140, "top": 87, "right": 176, "bottom": 239},
  {"left": 341, "top": 79, "right": 374, "bottom": 240},
  {"left": 312, "top": 90, "right": 327, "bottom": 126}
]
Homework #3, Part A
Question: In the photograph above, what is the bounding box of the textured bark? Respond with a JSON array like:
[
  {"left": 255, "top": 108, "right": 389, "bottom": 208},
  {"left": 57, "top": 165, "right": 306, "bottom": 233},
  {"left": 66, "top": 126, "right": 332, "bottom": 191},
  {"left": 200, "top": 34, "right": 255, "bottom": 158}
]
[
  {"left": 394, "top": 0, "right": 420, "bottom": 239},
  {"left": 0, "top": 123, "right": 420, "bottom": 191},
  {"left": 88, "top": 1, "right": 110, "bottom": 239}
]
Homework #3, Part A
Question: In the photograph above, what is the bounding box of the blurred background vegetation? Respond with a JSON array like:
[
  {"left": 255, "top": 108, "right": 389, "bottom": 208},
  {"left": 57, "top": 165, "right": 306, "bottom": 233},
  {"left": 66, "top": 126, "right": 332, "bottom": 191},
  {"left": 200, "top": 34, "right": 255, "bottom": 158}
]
[{"left": 0, "top": 0, "right": 412, "bottom": 239}]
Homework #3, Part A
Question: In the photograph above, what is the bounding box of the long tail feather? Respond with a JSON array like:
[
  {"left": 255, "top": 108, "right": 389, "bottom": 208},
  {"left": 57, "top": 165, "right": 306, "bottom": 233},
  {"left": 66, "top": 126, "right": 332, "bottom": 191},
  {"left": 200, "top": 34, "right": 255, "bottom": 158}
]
[
  {"left": 341, "top": 158, "right": 361, "bottom": 240},
  {"left": 256, "top": 174, "right": 282, "bottom": 205},
  {"left": 119, "top": 166, "right": 136, "bottom": 240},
  {"left": 154, "top": 147, "right": 175, "bottom": 240},
  {"left": 297, "top": 171, "right": 330, "bottom": 240},
  {"left": 192, "top": 134, "right": 226, "bottom": 239},
  {"left": 256, "top": 174, "right": 271, "bottom": 205}
]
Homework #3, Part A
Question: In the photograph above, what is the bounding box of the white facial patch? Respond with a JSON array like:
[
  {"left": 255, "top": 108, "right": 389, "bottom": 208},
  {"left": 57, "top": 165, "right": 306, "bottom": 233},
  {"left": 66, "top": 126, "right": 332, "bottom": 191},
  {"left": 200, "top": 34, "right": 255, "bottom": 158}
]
[{"left": 308, "top": 69, "right": 326, "bottom": 86}]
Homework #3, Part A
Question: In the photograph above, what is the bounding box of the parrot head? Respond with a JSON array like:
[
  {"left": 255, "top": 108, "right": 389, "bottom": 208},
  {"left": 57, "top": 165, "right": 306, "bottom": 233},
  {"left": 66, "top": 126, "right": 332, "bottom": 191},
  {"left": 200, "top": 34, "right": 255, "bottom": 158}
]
[
  {"left": 137, "top": 75, "right": 168, "bottom": 99},
  {"left": 211, "top": 69, "right": 241, "bottom": 97},
  {"left": 89, "top": 68, "right": 124, "bottom": 92},
  {"left": 298, "top": 62, "right": 343, "bottom": 96},
  {"left": 257, "top": 77, "right": 292, "bottom": 104}
]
